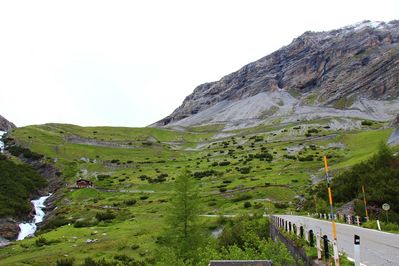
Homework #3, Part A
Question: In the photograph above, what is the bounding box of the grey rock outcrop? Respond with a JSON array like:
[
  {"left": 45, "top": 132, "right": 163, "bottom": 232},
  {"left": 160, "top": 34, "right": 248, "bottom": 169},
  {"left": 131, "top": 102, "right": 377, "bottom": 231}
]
[
  {"left": 154, "top": 20, "right": 399, "bottom": 127},
  {"left": 0, "top": 218, "right": 20, "bottom": 240},
  {"left": 0, "top": 115, "right": 16, "bottom": 131}
]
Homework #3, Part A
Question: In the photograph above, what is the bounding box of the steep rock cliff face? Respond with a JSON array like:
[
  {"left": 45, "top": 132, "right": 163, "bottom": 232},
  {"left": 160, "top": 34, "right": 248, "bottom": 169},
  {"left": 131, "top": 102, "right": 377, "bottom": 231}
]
[
  {"left": 0, "top": 115, "right": 16, "bottom": 132},
  {"left": 155, "top": 21, "right": 399, "bottom": 127}
]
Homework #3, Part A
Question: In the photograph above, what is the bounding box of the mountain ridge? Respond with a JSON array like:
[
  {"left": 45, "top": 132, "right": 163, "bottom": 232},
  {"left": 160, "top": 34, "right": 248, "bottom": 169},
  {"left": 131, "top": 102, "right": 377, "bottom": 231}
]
[
  {"left": 0, "top": 115, "right": 15, "bottom": 132},
  {"left": 154, "top": 20, "right": 399, "bottom": 128}
]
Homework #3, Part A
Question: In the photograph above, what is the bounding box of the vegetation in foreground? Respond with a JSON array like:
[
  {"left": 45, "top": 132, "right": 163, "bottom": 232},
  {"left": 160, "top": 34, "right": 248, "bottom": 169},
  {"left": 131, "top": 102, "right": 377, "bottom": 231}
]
[
  {"left": 0, "top": 120, "right": 397, "bottom": 265},
  {"left": 309, "top": 143, "right": 399, "bottom": 225},
  {"left": 0, "top": 153, "right": 47, "bottom": 218}
]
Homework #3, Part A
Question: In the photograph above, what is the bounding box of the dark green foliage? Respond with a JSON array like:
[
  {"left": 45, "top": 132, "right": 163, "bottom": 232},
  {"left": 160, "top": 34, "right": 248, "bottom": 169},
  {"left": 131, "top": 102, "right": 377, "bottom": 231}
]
[
  {"left": 196, "top": 215, "right": 294, "bottom": 265},
  {"left": 42, "top": 215, "right": 70, "bottom": 230},
  {"left": 7, "top": 146, "right": 43, "bottom": 160},
  {"left": 231, "top": 193, "right": 252, "bottom": 202},
  {"left": 56, "top": 257, "right": 75, "bottom": 266},
  {"left": 74, "top": 219, "right": 96, "bottom": 228},
  {"left": 218, "top": 214, "right": 269, "bottom": 247},
  {"left": 162, "top": 170, "right": 204, "bottom": 263},
  {"left": 298, "top": 155, "right": 314, "bottom": 161},
  {"left": 218, "top": 161, "right": 230, "bottom": 166},
  {"left": 124, "top": 199, "right": 137, "bottom": 206},
  {"left": 113, "top": 255, "right": 145, "bottom": 266},
  {"left": 131, "top": 244, "right": 140, "bottom": 250},
  {"left": 192, "top": 170, "right": 219, "bottom": 179},
  {"left": 0, "top": 156, "right": 47, "bottom": 218},
  {"left": 83, "top": 257, "right": 117, "bottom": 266},
  {"left": 274, "top": 202, "right": 289, "bottom": 209},
  {"left": 35, "top": 236, "right": 48, "bottom": 247},
  {"left": 95, "top": 211, "right": 116, "bottom": 221},
  {"left": 236, "top": 166, "right": 251, "bottom": 174},
  {"left": 307, "top": 128, "right": 319, "bottom": 134},
  {"left": 283, "top": 154, "right": 297, "bottom": 160},
  {"left": 219, "top": 188, "right": 227, "bottom": 193},
  {"left": 97, "top": 174, "right": 110, "bottom": 180},
  {"left": 243, "top": 201, "right": 252, "bottom": 208},
  {"left": 361, "top": 120, "right": 373, "bottom": 126},
  {"left": 254, "top": 151, "right": 273, "bottom": 162},
  {"left": 315, "top": 143, "right": 399, "bottom": 221}
]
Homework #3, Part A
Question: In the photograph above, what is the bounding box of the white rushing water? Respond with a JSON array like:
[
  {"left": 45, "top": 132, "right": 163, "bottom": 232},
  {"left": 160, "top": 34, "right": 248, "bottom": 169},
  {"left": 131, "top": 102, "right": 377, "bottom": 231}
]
[
  {"left": 17, "top": 194, "right": 51, "bottom": 240},
  {"left": 0, "top": 130, "right": 5, "bottom": 152}
]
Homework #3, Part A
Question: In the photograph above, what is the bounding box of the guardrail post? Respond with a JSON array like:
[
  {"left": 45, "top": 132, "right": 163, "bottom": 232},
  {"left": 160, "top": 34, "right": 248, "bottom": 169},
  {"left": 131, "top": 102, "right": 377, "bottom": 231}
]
[
  {"left": 377, "top": 220, "right": 381, "bottom": 231},
  {"left": 316, "top": 233, "right": 322, "bottom": 260},
  {"left": 354, "top": 234, "right": 360, "bottom": 266},
  {"left": 356, "top": 216, "right": 360, "bottom": 226},
  {"left": 309, "top": 230, "right": 314, "bottom": 247},
  {"left": 333, "top": 239, "right": 340, "bottom": 266},
  {"left": 323, "top": 235, "right": 329, "bottom": 259}
]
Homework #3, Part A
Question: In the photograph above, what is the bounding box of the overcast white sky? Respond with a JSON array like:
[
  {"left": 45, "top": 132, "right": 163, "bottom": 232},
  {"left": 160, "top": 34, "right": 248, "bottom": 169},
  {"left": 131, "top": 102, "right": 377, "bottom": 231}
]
[{"left": 0, "top": 0, "right": 398, "bottom": 127}]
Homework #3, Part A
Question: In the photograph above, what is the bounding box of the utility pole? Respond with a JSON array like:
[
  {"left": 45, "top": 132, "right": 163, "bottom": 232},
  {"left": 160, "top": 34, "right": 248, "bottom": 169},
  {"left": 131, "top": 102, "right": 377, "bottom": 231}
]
[
  {"left": 361, "top": 185, "right": 369, "bottom": 221},
  {"left": 323, "top": 156, "right": 340, "bottom": 266}
]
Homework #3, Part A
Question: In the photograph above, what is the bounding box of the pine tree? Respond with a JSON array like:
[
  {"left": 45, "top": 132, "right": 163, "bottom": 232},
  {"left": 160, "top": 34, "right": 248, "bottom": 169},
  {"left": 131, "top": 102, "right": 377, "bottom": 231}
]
[{"left": 163, "top": 170, "right": 203, "bottom": 262}]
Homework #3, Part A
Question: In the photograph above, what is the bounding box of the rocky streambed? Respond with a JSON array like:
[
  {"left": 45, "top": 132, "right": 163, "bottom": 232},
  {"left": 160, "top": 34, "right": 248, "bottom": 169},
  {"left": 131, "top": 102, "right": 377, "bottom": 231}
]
[
  {"left": 17, "top": 194, "right": 51, "bottom": 240},
  {"left": 0, "top": 132, "right": 58, "bottom": 245}
]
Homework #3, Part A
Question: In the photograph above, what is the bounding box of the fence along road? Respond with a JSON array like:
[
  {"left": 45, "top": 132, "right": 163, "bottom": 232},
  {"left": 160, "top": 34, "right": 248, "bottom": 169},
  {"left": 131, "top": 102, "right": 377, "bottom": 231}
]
[{"left": 275, "top": 215, "right": 399, "bottom": 265}]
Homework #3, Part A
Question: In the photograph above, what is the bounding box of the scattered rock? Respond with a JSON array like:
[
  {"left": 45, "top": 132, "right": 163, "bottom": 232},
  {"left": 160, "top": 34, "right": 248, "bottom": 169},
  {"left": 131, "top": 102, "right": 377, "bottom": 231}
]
[{"left": 85, "top": 239, "right": 97, "bottom": 244}]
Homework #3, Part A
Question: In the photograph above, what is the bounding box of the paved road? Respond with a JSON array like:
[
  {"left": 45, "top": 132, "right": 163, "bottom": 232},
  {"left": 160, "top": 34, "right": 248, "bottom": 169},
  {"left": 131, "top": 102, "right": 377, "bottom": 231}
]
[{"left": 276, "top": 215, "right": 399, "bottom": 266}]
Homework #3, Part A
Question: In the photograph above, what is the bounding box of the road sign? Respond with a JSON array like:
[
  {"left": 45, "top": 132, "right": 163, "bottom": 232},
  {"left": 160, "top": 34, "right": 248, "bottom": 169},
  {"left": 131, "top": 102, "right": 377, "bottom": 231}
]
[{"left": 382, "top": 203, "right": 390, "bottom": 211}]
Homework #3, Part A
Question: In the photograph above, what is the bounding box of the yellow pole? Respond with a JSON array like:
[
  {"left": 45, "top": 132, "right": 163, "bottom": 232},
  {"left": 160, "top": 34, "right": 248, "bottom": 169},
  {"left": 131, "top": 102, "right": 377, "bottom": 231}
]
[
  {"left": 362, "top": 185, "right": 369, "bottom": 221},
  {"left": 323, "top": 156, "right": 340, "bottom": 266}
]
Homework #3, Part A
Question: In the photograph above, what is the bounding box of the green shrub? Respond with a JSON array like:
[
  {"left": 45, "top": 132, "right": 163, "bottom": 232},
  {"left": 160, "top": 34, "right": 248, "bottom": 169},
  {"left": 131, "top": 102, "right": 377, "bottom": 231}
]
[
  {"left": 232, "top": 194, "right": 252, "bottom": 202},
  {"left": 95, "top": 211, "right": 116, "bottom": 221},
  {"left": 83, "top": 257, "right": 117, "bottom": 266},
  {"left": 0, "top": 156, "right": 47, "bottom": 218},
  {"left": 244, "top": 201, "right": 252, "bottom": 208},
  {"left": 274, "top": 202, "right": 289, "bottom": 209},
  {"left": 131, "top": 244, "right": 140, "bottom": 250},
  {"left": 124, "top": 199, "right": 137, "bottom": 206},
  {"left": 74, "top": 219, "right": 96, "bottom": 228},
  {"left": 218, "top": 161, "right": 231, "bottom": 166},
  {"left": 35, "top": 236, "right": 48, "bottom": 247},
  {"left": 361, "top": 120, "right": 373, "bottom": 126},
  {"left": 56, "top": 257, "right": 75, "bottom": 266}
]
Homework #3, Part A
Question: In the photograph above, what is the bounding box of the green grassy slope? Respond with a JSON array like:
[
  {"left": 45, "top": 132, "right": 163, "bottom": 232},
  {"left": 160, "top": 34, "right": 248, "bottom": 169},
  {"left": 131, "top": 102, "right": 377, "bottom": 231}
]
[{"left": 0, "top": 120, "right": 394, "bottom": 265}]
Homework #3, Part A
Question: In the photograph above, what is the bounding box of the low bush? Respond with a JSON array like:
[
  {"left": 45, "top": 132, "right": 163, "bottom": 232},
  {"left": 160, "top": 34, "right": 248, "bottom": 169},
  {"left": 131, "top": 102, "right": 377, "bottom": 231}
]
[
  {"left": 56, "top": 258, "right": 75, "bottom": 266},
  {"left": 274, "top": 202, "right": 289, "bottom": 209},
  {"left": 244, "top": 201, "right": 252, "bottom": 208},
  {"left": 95, "top": 211, "right": 116, "bottom": 221}
]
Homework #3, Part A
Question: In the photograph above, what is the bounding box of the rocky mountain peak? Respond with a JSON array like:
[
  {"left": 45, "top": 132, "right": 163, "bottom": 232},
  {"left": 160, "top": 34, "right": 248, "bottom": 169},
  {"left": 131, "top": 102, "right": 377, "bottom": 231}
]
[
  {"left": 0, "top": 115, "right": 16, "bottom": 132},
  {"left": 154, "top": 20, "right": 399, "bottom": 128}
]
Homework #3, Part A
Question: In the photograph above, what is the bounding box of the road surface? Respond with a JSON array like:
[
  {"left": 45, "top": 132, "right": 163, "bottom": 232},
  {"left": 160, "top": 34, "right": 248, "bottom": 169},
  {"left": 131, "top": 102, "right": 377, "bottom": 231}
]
[{"left": 276, "top": 215, "right": 399, "bottom": 266}]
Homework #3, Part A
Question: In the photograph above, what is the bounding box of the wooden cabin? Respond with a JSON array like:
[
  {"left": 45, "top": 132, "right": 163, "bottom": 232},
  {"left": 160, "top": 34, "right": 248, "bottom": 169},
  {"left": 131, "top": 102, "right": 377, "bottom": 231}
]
[{"left": 76, "top": 179, "right": 93, "bottom": 188}]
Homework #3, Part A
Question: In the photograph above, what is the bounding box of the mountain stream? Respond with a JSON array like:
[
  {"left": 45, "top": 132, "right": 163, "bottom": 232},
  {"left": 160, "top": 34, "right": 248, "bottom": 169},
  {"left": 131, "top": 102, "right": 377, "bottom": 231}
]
[{"left": 0, "top": 131, "right": 51, "bottom": 241}]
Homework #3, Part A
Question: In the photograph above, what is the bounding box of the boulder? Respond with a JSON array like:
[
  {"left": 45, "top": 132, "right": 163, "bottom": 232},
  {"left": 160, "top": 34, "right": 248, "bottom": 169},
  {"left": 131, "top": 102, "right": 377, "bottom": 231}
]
[{"left": 0, "top": 218, "right": 20, "bottom": 240}]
